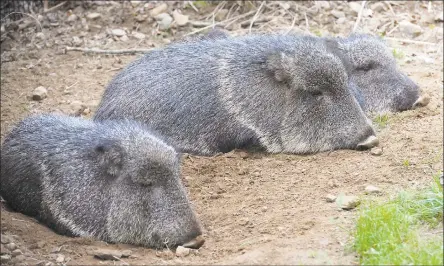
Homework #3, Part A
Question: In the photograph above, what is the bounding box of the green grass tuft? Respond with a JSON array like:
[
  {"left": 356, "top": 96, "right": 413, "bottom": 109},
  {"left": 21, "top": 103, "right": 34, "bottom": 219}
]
[
  {"left": 353, "top": 175, "right": 443, "bottom": 265},
  {"left": 392, "top": 48, "right": 405, "bottom": 59},
  {"left": 373, "top": 114, "right": 390, "bottom": 128}
]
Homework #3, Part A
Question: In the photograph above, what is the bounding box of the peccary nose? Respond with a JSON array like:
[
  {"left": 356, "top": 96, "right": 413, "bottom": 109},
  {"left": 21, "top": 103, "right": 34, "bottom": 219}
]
[
  {"left": 357, "top": 135, "right": 379, "bottom": 150},
  {"left": 182, "top": 235, "right": 205, "bottom": 249},
  {"left": 412, "top": 96, "right": 430, "bottom": 109}
]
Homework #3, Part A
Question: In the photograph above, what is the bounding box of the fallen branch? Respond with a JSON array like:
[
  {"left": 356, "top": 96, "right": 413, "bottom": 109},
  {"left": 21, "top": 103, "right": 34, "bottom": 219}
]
[
  {"left": 352, "top": 0, "right": 367, "bottom": 33},
  {"left": 249, "top": 1, "right": 265, "bottom": 33},
  {"left": 65, "top": 47, "right": 153, "bottom": 55},
  {"left": 43, "top": 1, "right": 66, "bottom": 14},
  {"left": 1, "top": 12, "right": 43, "bottom": 32},
  {"left": 384, "top": 37, "right": 439, "bottom": 46}
]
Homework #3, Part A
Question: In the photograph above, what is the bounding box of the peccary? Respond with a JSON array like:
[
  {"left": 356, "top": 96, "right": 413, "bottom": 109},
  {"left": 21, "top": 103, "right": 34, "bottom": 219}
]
[
  {"left": 94, "top": 34, "right": 378, "bottom": 156},
  {"left": 0, "top": 114, "right": 204, "bottom": 249},
  {"left": 181, "top": 31, "right": 427, "bottom": 113},
  {"left": 327, "top": 34, "right": 427, "bottom": 113}
]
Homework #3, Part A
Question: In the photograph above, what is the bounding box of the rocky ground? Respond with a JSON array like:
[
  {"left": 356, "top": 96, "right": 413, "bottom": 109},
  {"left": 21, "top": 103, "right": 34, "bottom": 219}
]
[{"left": 1, "top": 1, "right": 443, "bottom": 265}]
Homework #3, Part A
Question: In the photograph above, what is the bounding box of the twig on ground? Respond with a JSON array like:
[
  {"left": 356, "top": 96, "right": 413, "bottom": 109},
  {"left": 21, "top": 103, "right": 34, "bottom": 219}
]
[
  {"left": 384, "top": 37, "right": 438, "bottom": 46},
  {"left": 189, "top": 20, "right": 213, "bottom": 27},
  {"left": 249, "top": 1, "right": 265, "bottom": 33},
  {"left": 352, "top": 0, "right": 367, "bottom": 33},
  {"left": 188, "top": 1, "right": 199, "bottom": 12},
  {"left": 205, "top": 1, "right": 226, "bottom": 20},
  {"left": 43, "top": 1, "right": 66, "bottom": 14},
  {"left": 186, "top": 10, "right": 256, "bottom": 36},
  {"left": 386, "top": 24, "right": 399, "bottom": 36},
  {"left": 285, "top": 13, "right": 297, "bottom": 35},
  {"left": 65, "top": 47, "right": 153, "bottom": 55},
  {"left": 304, "top": 12, "right": 310, "bottom": 33}
]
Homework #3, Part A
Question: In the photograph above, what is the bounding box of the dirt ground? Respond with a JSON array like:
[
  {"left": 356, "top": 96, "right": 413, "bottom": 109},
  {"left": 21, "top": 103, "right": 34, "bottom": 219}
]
[{"left": 1, "top": 1, "right": 443, "bottom": 265}]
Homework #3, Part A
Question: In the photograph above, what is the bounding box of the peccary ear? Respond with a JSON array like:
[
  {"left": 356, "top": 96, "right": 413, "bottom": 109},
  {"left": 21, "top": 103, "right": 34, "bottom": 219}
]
[
  {"left": 266, "top": 52, "right": 292, "bottom": 82},
  {"left": 94, "top": 140, "right": 124, "bottom": 177}
]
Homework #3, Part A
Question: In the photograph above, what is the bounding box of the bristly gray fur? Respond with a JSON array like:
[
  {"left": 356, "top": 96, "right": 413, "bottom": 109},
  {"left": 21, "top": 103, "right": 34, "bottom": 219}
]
[
  {"left": 94, "top": 34, "right": 376, "bottom": 156},
  {"left": 0, "top": 113, "right": 202, "bottom": 249}
]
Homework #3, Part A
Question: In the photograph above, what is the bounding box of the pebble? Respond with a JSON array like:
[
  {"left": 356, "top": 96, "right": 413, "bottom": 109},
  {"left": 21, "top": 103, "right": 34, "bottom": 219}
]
[
  {"left": 173, "top": 10, "right": 189, "bottom": 26},
  {"left": 155, "top": 13, "right": 173, "bottom": 30},
  {"left": 93, "top": 249, "right": 122, "bottom": 261},
  {"left": 0, "top": 254, "right": 11, "bottom": 263},
  {"left": 32, "top": 86, "right": 48, "bottom": 101},
  {"left": 150, "top": 3, "right": 168, "bottom": 17},
  {"left": 365, "top": 185, "right": 382, "bottom": 194},
  {"left": 66, "top": 14, "right": 77, "bottom": 22},
  {"left": 399, "top": 20, "right": 422, "bottom": 36},
  {"left": 331, "top": 10, "right": 345, "bottom": 19},
  {"left": 336, "top": 17, "right": 347, "bottom": 24},
  {"left": 11, "top": 249, "right": 22, "bottom": 257},
  {"left": 348, "top": 2, "right": 362, "bottom": 15},
  {"left": 86, "top": 13, "right": 102, "bottom": 20},
  {"left": 121, "top": 250, "right": 132, "bottom": 258},
  {"left": 132, "top": 31, "right": 146, "bottom": 40},
  {"left": 371, "top": 2, "right": 386, "bottom": 12},
  {"left": 370, "top": 147, "right": 383, "bottom": 156},
  {"left": 1, "top": 235, "right": 12, "bottom": 244},
  {"left": 175, "top": 246, "right": 190, "bottom": 257},
  {"left": 339, "top": 195, "right": 360, "bottom": 210},
  {"left": 135, "top": 14, "right": 147, "bottom": 22},
  {"left": 72, "top": 36, "right": 82, "bottom": 47},
  {"left": 0, "top": 244, "right": 10, "bottom": 255},
  {"left": 36, "top": 32, "right": 45, "bottom": 40},
  {"left": 5, "top": 243, "right": 16, "bottom": 251},
  {"left": 325, "top": 194, "right": 337, "bottom": 203},
  {"left": 111, "top": 29, "right": 126, "bottom": 37},
  {"left": 239, "top": 217, "right": 249, "bottom": 226},
  {"left": 55, "top": 254, "right": 65, "bottom": 263},
  {"left": 261, "top": 206, "right": 268, "bottom": 212}
]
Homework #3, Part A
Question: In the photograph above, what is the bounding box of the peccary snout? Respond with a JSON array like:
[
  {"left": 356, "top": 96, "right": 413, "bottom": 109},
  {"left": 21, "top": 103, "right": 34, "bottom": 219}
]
[
  {"left": 0, "top": 114, "right": 203, "bottom": 249},
  {"left": 357, "top": 135, "right": 379, "bottom": 150}
]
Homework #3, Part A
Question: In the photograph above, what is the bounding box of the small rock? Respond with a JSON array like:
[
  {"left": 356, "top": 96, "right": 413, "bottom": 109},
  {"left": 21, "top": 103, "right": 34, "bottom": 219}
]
[
  {"left": 120, "top": 35, "right": 129, "bottom": 42},
  {"left": 132, "top": 31, "right": 146, "bottom": 40},
  {"left": 56, "top": 254, "right": 65, "bottom": 263},
  {"left": 135, "top": 14, "right": 147, "bottom": 22},
  {"left": 0, "top": 244, "right": 10, "bottom": 255},
  {"left": 1, "top": 255, "right": 11, "bottom": 263},
  {"left": 325, "top": 194, "right": 337, "bottom": 203},
  {"left": 331, "top": 10, "right": 345, "bottom": 19},
  {"left": 279, "top": 2, "right": 290, "bottom": 10},
  {"left": 66, "top": 14, "right": 77, "bottom": 22},
  {"left": 339, "top": 195, "right": 360, "bottom": 210},
  {"left": 261, "top": 206, "right": 268, "bottom": 212},
  {"left": 1, "top": 235, "right": 12, "bottom": 244},
  {"left": 399, "top": 20, "right": 422, "bottom": 36},
  {"left": 11, "top": 249, "right": 22, "bottom": 257},
  {"left": 328, "top": 179, "right": 339, "bottom": 188},
  {"left": 72, "top": 36, "right": 82, "bottom": 47},
  {"left": 172, "top": 10, "right": 189, "bottom": 26},
  {"left": 36, "top": 32, "right": 45, "bottom": 40},
  {"left": 86, "top": 13, "right": 102, "bottom": 20},
  {"left": 370, "top": 147, "right": 383, "bottom": 156},
  {"left": 349, "top": 2, "right": 362, "bottom": 15},
  {"left": 5, "top": 243, "right": 16, "bottom": 251},
  {"left": 336, "top": 17, "right": 347, "bottom": 24},
  {"left": 155, "top": 13, "right": 173, "bottom": 30},
  {"left": 215, "top": 9, "right": 228, "bottom": 21},
  {"left": 14, "top": 254, "right": 25, "bottom": 263},
  {"left": 111, "top": 29, "right": 126, "bottom": 37},
  {"left": 371, "top": 2, "right": 386, "bottom": 12},
  {"left": 121, "top": 250, "right": 132, "bottom": 258},
  {"left": 175, "top": 246, "right": 190, "bottom": 257},
  {"left": 93, "top": 249, "right": 121, "bottom": 261},
  {"left": 365, "top": 185, "right": 382, "bottom": 194},
  {"left": 149, "top": 3, "right": 168, "bottom": 17},
  {"left": 239, "top": 217, "right": 249, "bottom": 226}
]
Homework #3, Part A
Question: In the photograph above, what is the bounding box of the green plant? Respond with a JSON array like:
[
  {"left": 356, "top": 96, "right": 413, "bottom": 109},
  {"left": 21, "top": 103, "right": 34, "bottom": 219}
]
[
  {"left": 353, "top": 175, "right": 443, "bottom": 265},
  {"left": 392, "top": 48, "right": 405, "bottom": 60},
  {"left": 373, "top": 114, "right": 390, "bottom": 128}
]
